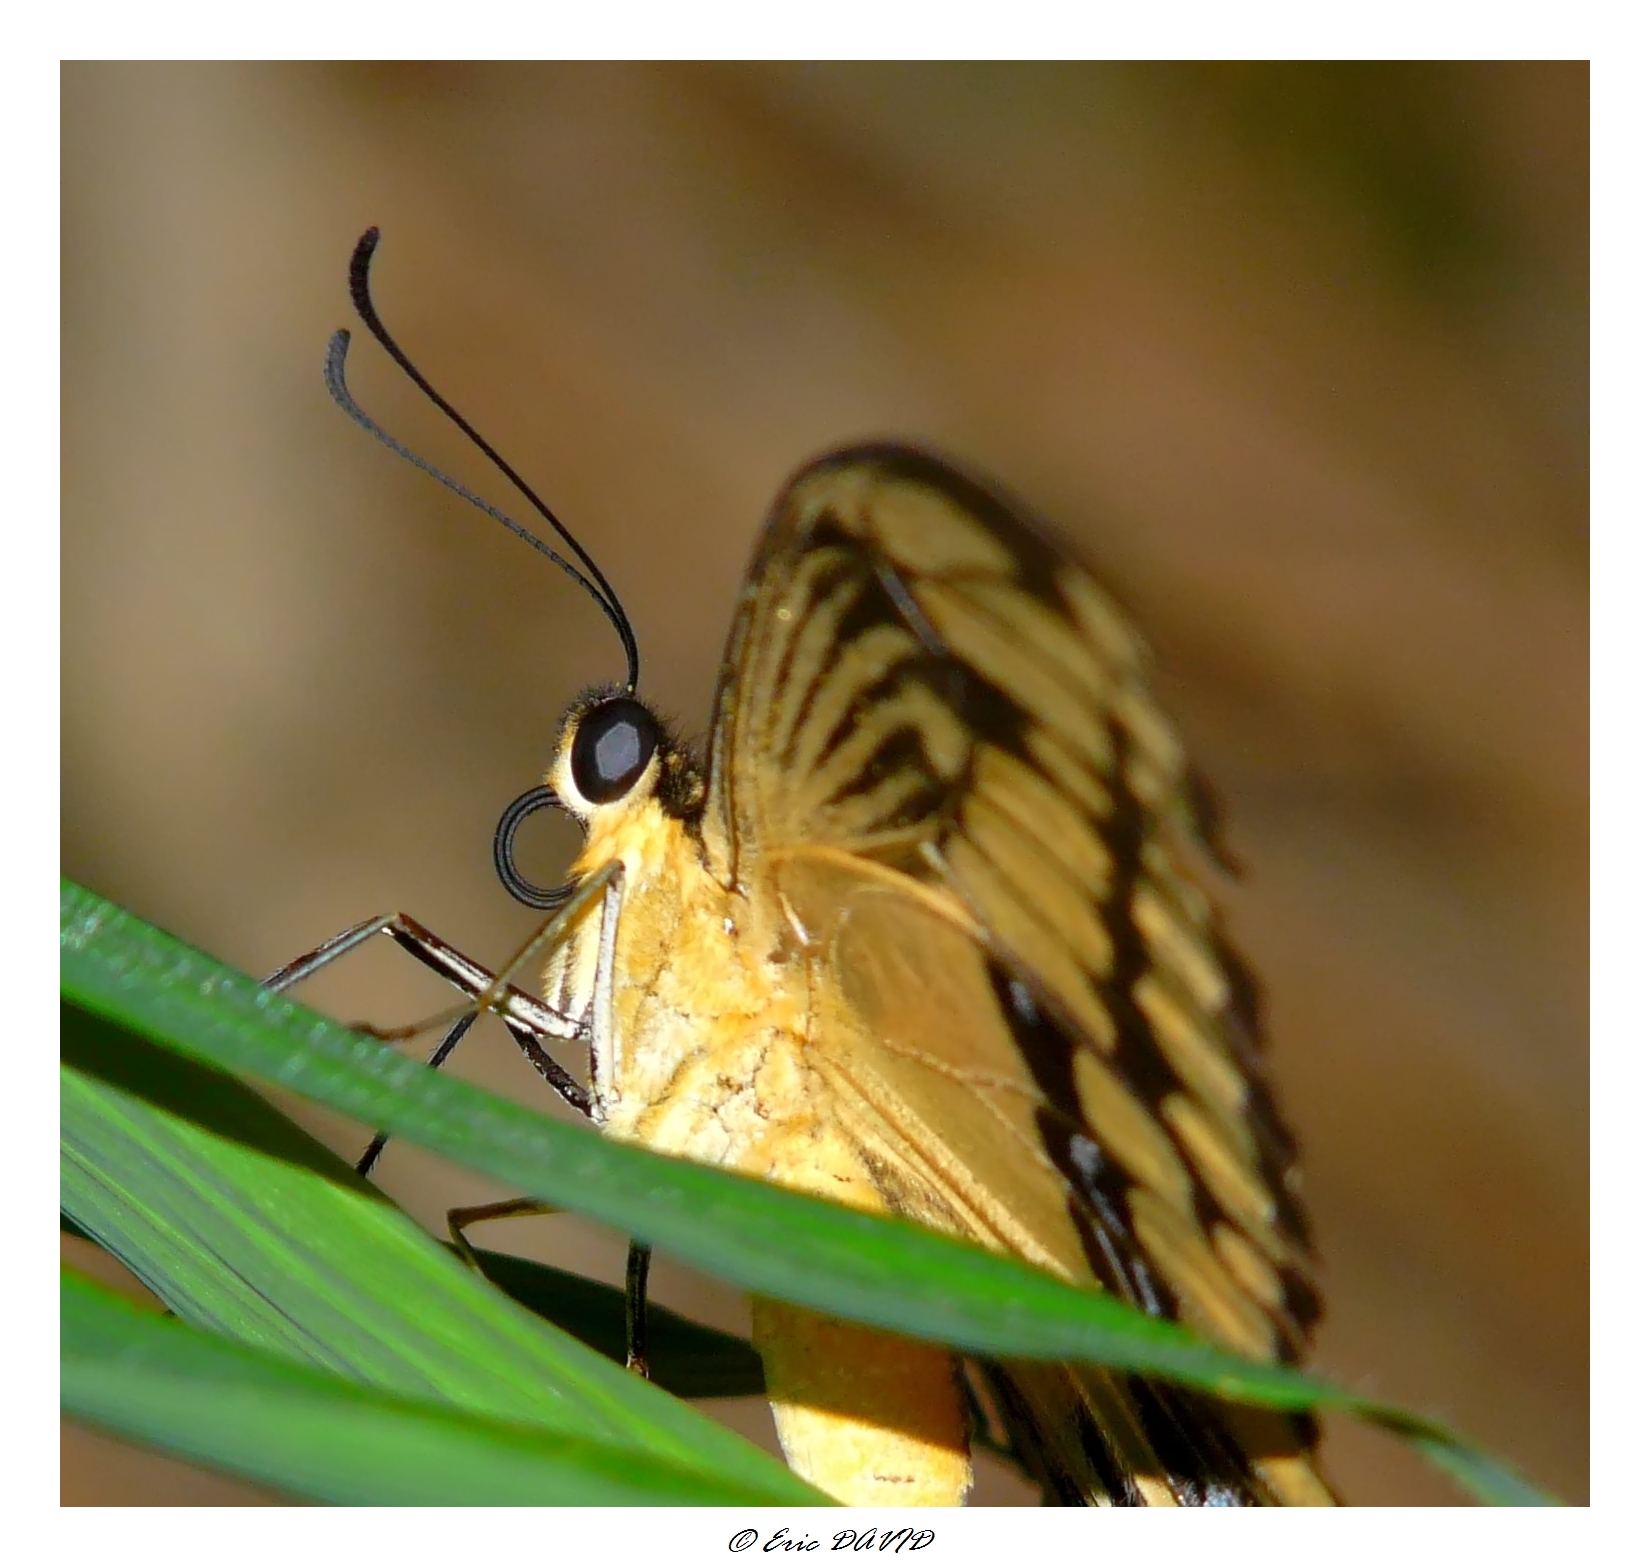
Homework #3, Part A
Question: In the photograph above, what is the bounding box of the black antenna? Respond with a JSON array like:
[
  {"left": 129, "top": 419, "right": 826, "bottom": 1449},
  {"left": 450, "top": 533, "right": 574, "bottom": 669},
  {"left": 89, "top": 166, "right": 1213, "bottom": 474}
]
[{"left": 325, "top": 227, "right": 641, "bottom": 692}]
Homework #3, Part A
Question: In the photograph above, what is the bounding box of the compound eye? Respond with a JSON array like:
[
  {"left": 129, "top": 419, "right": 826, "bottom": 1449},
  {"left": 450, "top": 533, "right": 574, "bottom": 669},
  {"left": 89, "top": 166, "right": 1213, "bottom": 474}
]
[{"left": 570, "top": 698, "right": 660, "bottom": 806}]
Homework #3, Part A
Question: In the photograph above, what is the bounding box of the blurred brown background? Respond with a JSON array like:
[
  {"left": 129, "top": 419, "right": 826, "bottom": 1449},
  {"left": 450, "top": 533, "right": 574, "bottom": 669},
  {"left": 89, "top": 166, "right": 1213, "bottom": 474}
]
[{"left": 61, "top": 62, "right": 1587, "bottom": 1506}]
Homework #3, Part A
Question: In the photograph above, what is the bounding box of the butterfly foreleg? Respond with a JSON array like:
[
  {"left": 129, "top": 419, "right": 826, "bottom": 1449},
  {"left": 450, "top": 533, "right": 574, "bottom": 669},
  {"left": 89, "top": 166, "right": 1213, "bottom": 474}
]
[
  {"left": 262, "top": 911, "right": 590, "bottom": 1174},
  {"left": 264, "top": 911, "right": 583, "bottom": 1052},
  {"left": 317, "top": 871, "right": 617, "bottom": 1096},
  {"left": 354, "top": 1011, "right": 480, "bottom": 1176},
  {"left": 268, "top": 889, "right": 658, "bottom": 1380}
]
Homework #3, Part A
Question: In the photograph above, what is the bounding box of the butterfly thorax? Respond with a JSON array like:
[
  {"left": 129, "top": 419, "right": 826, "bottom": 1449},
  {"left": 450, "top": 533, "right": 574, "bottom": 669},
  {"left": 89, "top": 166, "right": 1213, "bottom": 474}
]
[{"left": 561, "top": 791, "right": 823, "bottom": 1169}]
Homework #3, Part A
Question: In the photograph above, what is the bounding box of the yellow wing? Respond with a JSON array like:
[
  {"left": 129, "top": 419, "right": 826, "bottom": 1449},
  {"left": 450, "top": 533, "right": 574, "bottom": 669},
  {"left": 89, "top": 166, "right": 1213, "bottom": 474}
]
[{"left": 701, "top": 444, "right": 1331, "bottom": 1505}]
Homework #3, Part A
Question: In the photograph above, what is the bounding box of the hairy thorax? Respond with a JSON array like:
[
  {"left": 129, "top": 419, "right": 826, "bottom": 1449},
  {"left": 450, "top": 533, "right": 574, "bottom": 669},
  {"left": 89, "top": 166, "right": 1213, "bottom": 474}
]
[
  {"left": 557, "top": 799, "right": 827, "bottom": 1175},
  {"left": 545, "top": 796, "right": 973, "bottom": 1506}
]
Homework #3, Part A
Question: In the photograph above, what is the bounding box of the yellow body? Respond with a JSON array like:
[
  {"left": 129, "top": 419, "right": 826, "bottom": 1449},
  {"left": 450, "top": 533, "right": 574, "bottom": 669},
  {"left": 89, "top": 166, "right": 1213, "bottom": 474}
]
[{"left": 545, "top": 797, "right": 971, "bottom": 1504}]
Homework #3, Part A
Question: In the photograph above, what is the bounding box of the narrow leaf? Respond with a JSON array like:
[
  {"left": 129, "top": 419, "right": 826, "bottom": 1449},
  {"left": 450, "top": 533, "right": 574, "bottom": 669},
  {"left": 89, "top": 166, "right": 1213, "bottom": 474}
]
[
  {"left": 63, "top": 1269, "right": 802, "bottom": 1506},
  {"left": 61, "top": 999, "right": 810, "bottom": 1498}
]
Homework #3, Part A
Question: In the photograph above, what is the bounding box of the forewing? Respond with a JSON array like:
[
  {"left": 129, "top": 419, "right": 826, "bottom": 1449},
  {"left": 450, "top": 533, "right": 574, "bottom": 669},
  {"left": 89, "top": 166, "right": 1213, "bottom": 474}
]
[{"left": 704, "top": 444, "right": 1326, "bottom": 1501}]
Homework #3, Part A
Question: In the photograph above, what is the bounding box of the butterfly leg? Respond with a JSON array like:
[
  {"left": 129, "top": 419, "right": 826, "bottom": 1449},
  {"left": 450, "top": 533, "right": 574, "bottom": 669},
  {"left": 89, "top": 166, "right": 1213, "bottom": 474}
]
[
  {"left": 446, "top": 1196, "right": 559, "bottom": 1270},
  {"left": 444, "top": 1201, "right": 654, "bottom": 1384},
  {"left": 328, "top": 870, "right": 618, "bottom": 1050},
  {"left": 265, "top": 911, "right": 582, "bottom": 1051},
  {"left": 354, "top": 1011, "right": 478, "bottom": 1176},
  {"left": 624, "top": 1240, "right": 652, "bottom": 1379},
  {"left": 263, "top": 913, "right": 589, "bottom": 1174},
  {"left": 268, "top": 898, "right": 658, "bottom": 1379}
]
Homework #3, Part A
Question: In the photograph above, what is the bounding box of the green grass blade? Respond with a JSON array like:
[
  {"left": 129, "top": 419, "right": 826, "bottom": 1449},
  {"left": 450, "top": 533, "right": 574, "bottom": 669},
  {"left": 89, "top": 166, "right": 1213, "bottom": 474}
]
[
  {"left": 61, "top": 999, "right": 814, "bottom": 1500},
  {"left": 60, "top": 878, "right": 1559, "bottom": 1505},
  {"left": 62, "top": 1269, "right": 801, "bottom": 1506},
  {"left": 67, "top": 1158, "right": 762, "bottom": 1398}
]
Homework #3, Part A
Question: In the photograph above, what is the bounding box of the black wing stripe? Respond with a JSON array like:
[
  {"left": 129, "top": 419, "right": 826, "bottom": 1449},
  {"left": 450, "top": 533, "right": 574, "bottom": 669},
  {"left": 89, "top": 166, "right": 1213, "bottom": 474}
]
[{"left": 773, "top": 461, "right": 1319, "bottom": 1356}]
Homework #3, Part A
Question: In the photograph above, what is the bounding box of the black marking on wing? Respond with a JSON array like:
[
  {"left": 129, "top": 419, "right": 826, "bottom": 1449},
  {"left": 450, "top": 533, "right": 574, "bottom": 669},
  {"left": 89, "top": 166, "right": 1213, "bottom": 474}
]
[
  {"left": 788, "top": 511, "right": 1032, "bottom": 844},
  {"left": 1123, "top": 1377, "right": 1256, "bottom": 1507},
  {"left": 993, "top": 961, "right": 1179, "bottom": 1322},
  {"left": 773, "top": 548, "right": 863, "bottom": 775},
  {"left": 972, "top": 1362, "right": 1146, "bottom": 1507}
]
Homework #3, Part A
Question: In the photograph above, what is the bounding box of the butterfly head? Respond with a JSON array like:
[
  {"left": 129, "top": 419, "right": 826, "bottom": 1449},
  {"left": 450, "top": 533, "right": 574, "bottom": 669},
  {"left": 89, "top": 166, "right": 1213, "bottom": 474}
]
[
  {"left": 326, "top": 230, "right": 705, "bottom": 902},
  {"left": 548, "top": 686, "right": 706, "bottom": 828}
]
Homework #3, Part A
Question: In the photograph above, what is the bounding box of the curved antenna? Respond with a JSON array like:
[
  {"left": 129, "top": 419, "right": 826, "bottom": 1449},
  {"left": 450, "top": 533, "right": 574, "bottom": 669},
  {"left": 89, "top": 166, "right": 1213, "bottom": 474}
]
[
  {"left": 324, "top": 332, "right": 621, "bottom": 628},
  {"left": 329, "top": 227, "right": 640, "bottom": 692}
]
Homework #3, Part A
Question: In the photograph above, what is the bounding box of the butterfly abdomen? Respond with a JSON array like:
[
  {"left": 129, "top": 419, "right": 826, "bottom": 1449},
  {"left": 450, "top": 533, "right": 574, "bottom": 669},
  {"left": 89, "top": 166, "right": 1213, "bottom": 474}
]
[{"left": 752, "top": 1303, "right": 972, "bottom": 1506}]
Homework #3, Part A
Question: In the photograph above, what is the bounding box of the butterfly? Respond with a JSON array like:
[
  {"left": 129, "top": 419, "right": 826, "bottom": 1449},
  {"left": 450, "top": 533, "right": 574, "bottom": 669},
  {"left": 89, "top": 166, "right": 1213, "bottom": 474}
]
[{"left": 294, "top": 229, "right": 1336, "bottom": 1507}]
